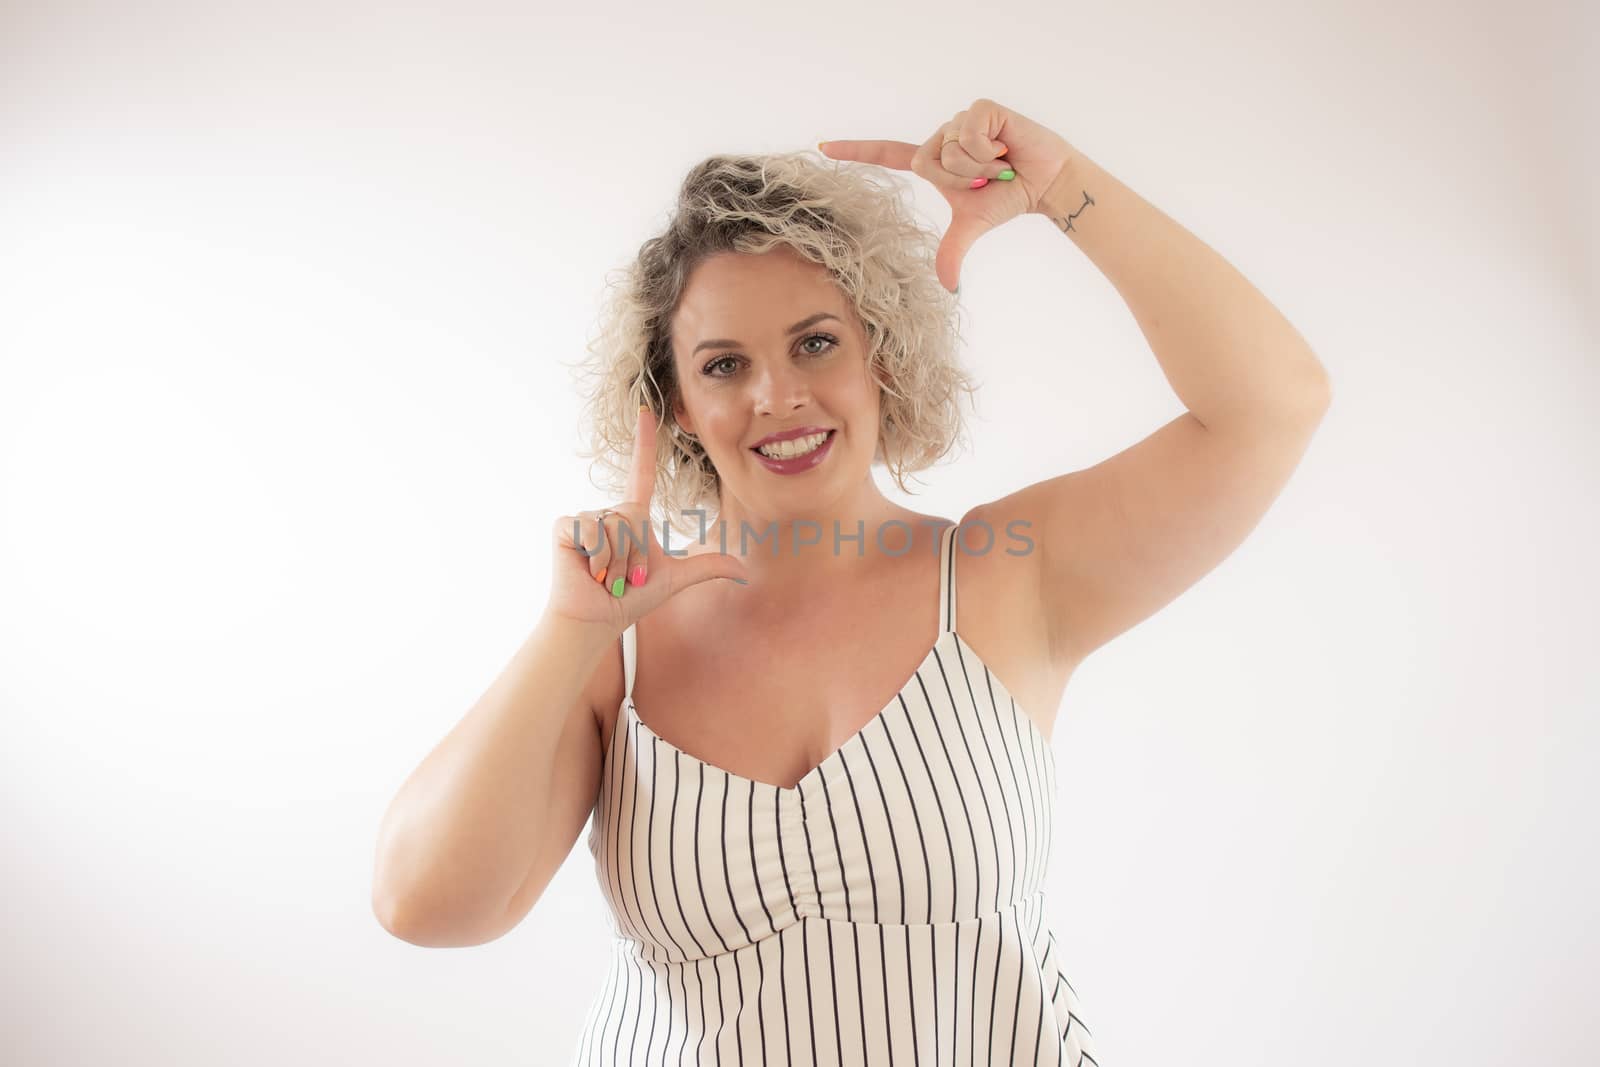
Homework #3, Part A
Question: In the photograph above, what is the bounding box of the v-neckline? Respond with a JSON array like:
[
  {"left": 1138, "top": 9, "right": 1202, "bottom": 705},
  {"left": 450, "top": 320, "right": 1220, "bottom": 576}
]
[{"left": 619, "top": 629, "right": 1052, "bottom": 800}]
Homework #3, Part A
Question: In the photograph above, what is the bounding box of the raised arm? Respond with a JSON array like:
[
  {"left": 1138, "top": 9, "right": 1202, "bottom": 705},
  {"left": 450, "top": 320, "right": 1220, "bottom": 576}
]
[{"left": 992, "top": 148, "right": 1332, "bottom": 665}]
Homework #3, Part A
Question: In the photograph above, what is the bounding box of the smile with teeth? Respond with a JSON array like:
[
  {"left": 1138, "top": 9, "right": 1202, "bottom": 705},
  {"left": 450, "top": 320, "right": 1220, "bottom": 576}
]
[{"left": 754, "top": 431, "right": 832, "bottom": 459}]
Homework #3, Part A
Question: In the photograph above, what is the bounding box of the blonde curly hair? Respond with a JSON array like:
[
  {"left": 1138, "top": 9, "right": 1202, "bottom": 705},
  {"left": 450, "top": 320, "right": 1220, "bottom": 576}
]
[{"left": 570, "top": 148, "right": 979, "bottom": 535}]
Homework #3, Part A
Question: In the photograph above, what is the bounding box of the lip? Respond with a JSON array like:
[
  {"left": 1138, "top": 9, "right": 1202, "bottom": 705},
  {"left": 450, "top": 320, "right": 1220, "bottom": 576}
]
[
  {"left": 749, "top": 425, "right": 834, "bottom": 449},
  {"left": 750, "top": 429, "right": 836, "bottom": 475}
]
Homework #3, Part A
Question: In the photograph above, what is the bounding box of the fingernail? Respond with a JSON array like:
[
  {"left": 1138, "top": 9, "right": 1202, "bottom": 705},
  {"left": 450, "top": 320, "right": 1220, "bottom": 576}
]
[
  {"left": 596, "top": 567, "right": 607, "bottom": 585},
  {"left": 730, "top": 577, "right": 749, "bottom": 585},
  {"left": 629, "top": 565, "right": 647, "bottom": 586},
  {"left": 611, "top": 576, "right": 626, "bottom": 597},
  {"left": 969, "top": 177, "right": 989, "bottom": 189},
  {"left": 997, "top": 169, "right": 1015, "bottom": 181}
]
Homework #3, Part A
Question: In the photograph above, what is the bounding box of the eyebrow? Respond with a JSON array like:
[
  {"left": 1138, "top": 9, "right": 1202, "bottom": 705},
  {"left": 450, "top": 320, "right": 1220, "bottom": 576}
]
[{"left": 692, "top": 312, "right": 842, "bottom": 356}]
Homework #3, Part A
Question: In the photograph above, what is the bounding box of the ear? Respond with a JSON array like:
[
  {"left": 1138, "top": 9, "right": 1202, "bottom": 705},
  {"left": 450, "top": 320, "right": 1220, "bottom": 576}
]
[
  {"left": 875, "top": 371, "right": 897, "bottom": 404},
  {"left": 671, "top": 394, "right": 696, "bottom": 437},
  {"left": 868, "top": 357, "right": 891, "bottom": 391}
]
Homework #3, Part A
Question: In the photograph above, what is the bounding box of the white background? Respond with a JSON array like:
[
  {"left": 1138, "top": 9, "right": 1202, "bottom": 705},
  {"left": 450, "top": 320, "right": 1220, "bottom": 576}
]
[{"left": 3, "top": 1, "right": 1595, "bottom": 1064}]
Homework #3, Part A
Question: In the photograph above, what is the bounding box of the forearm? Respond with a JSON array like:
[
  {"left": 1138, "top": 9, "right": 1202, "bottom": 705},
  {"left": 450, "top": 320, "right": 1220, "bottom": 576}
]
[
  {"left": 1036, "top": 149, "right": 1331, "bottom": 429},
  {"left": 371, "top": 612, "right": 613, "bottom": 938}
]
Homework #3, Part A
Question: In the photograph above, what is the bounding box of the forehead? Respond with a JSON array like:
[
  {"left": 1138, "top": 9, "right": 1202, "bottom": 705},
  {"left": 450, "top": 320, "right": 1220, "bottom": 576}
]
[{"left": 671, "top": 248, "right": 848, "bottom": 349}]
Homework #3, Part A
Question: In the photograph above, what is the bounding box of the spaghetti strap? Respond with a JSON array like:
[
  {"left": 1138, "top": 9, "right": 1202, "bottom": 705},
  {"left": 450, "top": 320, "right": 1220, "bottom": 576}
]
[
  {"left": 939, "top": 521, "right": 959, "bottom": 634},
  {"left": 620, "top": 623, "right": 636, "bottom": 700},
  {"left": 573, "top": 511, "right": 1099, "bottom": 1067}
]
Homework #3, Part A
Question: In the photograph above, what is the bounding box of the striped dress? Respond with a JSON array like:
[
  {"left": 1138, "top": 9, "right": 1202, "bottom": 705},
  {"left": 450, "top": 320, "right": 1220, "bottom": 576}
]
[{"left": 570, "top": 522, "right": 1101, "bottom": 1066}]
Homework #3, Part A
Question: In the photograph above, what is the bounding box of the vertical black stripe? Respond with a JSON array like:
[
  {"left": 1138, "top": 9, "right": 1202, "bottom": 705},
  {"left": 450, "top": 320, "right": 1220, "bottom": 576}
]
[
  {"left": 566, "top": 513, "right": 1098, "bottom": 1067},
  {"left": 901, "top": 676, "right": 960, "bottom": 921},
  {"left": 822, "top": 759, "right": 872, "bottom": 1065},
  {"left": 798, "top": 788, "right": 836, "bottom": 1067},
  {"left": 956, "top": 636, "right": 1021, "bottom": 910},
  {"left": 883, "top": 694, "right": 935, "bottom": 922},
  {"left": 645, "top": 738, "right": 692, "bottom": 962},
  {"left": 667, "top": 751, "right": 711, "bottom": 957},
  {"left": 775, "top": 788, "right": 800, "bottom": 918},
  {"left": 695, "top": 763, "right": 734, "bottom": 953}
]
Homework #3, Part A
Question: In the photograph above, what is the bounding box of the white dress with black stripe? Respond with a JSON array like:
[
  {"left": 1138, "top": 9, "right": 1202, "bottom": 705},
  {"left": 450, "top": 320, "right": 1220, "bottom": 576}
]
[{"left": 570, "top": 522, "right": 1101, "bottom": 1066}]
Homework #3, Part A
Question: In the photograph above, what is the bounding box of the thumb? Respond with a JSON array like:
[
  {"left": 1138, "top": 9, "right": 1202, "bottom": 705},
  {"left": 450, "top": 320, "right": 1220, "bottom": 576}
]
[
  {"left": 671, "top": 551, "right": 752, "bottom": 591},
  {"left": 936, "top": 215, "right": 991, "bottom": 294}
]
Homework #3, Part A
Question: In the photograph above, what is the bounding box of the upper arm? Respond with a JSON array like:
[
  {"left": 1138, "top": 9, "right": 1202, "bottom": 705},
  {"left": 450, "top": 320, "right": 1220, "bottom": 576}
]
[
  {"left": 495, "top": 634, "right": 622, "bottom": 937},
  {"left": 1003, "top": 397, "right": 1330, "bottom": 664}
]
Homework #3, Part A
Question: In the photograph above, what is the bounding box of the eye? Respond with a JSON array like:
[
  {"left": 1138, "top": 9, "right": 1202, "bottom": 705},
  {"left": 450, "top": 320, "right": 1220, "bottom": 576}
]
[
  {"left": 798, "top": 332, "right": 838, "bottom": 356},
  {"left": 701, "top": 333, "right": 840, "bottom": 378}
]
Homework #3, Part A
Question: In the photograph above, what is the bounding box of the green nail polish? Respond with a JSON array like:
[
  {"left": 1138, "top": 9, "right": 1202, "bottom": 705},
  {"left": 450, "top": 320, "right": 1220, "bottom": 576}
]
[
  {"left": 997, "top": 169, "right": 1015, "bottom": 181},
  {"left": 611, "top": 576, "right": 626, "bottom": 597}
]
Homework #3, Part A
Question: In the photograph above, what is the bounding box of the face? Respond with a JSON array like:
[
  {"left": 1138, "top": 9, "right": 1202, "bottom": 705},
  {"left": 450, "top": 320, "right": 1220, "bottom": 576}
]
[{"left": 670, "top": 246, "right": 882, "bottom": 514}]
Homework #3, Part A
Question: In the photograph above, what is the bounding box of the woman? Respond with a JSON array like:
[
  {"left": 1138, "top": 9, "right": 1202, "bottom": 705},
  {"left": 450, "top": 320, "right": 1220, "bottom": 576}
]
[{"left": 372, "top": 98, "right": 1332, "bottom": 1066}]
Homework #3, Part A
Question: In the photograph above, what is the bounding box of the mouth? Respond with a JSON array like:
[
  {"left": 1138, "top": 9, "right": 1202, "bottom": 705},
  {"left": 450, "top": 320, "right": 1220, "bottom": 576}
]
[{"left": 750, "top": 428, "right": 836, "bottom": 473}]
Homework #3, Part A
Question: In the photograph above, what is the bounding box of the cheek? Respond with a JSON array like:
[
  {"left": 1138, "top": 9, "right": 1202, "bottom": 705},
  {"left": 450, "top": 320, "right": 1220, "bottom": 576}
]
[
  {"left": 823, "top": 356, "right": 876, "bottom": 400},
  {"left": 701, "top": 406, "right": 747, "bottom": 447}
]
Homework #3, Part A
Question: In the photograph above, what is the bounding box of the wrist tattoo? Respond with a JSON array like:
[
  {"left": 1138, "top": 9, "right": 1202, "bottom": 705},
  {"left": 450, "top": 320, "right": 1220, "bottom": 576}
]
[{"left": 1045, "top": 189, "right": 1096, "bottom": 235}]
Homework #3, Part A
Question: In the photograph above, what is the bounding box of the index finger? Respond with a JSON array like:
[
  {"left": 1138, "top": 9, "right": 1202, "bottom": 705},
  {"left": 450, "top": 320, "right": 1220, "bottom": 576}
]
[
  {"left": 818, "top": 139, "right": 919, "bottom": 171},
  {"left": 624, "top": 403, "right": 657, "bottom": 507}
]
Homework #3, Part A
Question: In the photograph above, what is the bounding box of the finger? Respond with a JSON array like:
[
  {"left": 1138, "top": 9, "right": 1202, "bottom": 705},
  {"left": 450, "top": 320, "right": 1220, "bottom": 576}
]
[
  {"left": 912, "top": 128, "right": 984, "bottom": 194},
  {"left": 583, "top": 512, "right": 613, "bottom": 585},
  {"left": 937, "top": 138, "right": 1011, "bottom": 180},
  {"left": 623, "top": 521, "right": 650, "bottom": 589},
  {"left": 668, "top": 551, "right": 752, "bottom": 593},
  {"left": 555, "top": 513, "right": 584, "bottom": 555},
  {"left": 556, "top": 511, "right": 612, "bottom": 585},
  {"left": 600, "top": 511, "right": 641, "bottom": 596},
  {"left": 625, "top": 403, "right": 658, "bottom": 509},
  {"left": 937, "top": 213, "right": 996, "bottom": 295},
  {"left": 941, "top": 119, "right": 1009, "bottom": 168},
  {"left": 913, "top": 128, "right": 1013, "bottom": 192},
  {"left": 817, "top": 139, "right": 919, "bottom": 171},
  {"left": 612, "top": 505, "right": 651, "bottom": 579}
]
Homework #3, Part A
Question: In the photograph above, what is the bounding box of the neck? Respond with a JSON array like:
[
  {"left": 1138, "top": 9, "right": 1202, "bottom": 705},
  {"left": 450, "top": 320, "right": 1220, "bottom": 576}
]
[{"left": 680, "top": 474, "right": 932, "bottom": 592}]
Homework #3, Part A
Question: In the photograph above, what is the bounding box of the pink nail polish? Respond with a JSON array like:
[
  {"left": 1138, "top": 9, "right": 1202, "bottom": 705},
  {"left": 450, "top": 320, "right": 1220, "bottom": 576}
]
[
  {"left": 969, "top": 177, "right": 989, "bottom": 189},
  {"left": 629, "top": 565, "right": 647, "bottom": 586}
]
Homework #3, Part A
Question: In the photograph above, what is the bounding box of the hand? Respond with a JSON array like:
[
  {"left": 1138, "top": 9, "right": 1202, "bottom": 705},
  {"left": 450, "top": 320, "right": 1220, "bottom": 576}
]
[
  {"left": 548, "top": 405, "right": 751, "bottom": 636},
  {"left": 820, "top": 97, "right": 1077, "bottom": 293}
]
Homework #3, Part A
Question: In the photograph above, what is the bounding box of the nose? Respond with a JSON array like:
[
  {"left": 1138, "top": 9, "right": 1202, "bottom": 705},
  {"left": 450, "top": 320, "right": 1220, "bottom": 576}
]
[{"left": 752, "top": 357, "right": 812, "bottom": 417}]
